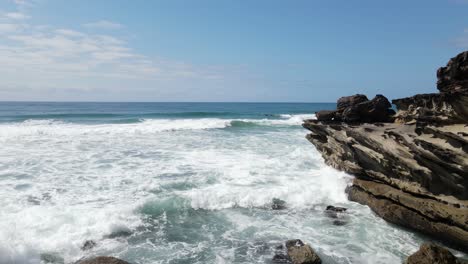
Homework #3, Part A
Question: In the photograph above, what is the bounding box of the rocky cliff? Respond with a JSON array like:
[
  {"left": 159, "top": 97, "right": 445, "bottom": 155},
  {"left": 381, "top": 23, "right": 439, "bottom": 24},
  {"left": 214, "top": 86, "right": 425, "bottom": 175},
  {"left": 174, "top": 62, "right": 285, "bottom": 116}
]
[{"left": 303, "top": 51, "right": 468, "bottom": 252}]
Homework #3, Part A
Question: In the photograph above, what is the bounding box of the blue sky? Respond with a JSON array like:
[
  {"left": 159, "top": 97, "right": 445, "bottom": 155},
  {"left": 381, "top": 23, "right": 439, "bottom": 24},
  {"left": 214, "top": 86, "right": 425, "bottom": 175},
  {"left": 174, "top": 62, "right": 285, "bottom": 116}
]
[{"left": 0, "top": 0, "right": 467, "bottom": 102}]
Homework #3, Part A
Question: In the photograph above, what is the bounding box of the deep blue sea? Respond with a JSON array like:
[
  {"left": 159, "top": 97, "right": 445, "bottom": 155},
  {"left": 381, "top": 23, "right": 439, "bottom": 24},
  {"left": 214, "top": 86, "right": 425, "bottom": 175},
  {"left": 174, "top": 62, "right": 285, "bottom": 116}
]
[{"left": 0, "top": 102, "right": 430, "bottom": 264}]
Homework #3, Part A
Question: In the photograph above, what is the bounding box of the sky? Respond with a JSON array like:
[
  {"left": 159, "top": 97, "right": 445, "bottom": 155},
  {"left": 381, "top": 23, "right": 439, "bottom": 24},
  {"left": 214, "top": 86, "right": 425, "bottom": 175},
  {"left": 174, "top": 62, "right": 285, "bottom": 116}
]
[{"left": 0, "top": 0, "right": 467, "bottom": 102}]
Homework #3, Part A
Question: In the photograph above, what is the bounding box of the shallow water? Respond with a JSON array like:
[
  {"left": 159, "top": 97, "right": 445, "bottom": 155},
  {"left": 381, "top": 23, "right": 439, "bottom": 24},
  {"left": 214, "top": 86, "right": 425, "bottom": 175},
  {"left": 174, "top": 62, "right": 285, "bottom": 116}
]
[{"left": 0, "top": 102, "right": 430, "bottom": 264}]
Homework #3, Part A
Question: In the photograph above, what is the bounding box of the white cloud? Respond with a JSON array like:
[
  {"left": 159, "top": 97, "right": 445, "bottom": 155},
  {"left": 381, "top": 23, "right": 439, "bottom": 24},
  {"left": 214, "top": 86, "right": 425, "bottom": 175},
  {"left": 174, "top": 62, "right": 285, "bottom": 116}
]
[
  {"left": 83, "top": 20, "right": 123, "bottom": 30},
  {"left": 0, "top": 23, "right": 21, "bottom": 33},
  {"left": 0, "top": 10, "right": 229, "bottom": 101},
  {"left": 4, "top": 12, "right": 30, "bottom": 20}
]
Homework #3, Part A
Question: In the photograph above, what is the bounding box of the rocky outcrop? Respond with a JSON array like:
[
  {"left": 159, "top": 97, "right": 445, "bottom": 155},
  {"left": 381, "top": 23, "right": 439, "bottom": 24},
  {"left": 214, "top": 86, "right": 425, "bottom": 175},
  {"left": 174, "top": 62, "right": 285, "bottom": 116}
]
[
  {"left": 405, "top": 243, "right": 467, "bottom": 264},
  {"left": 437, "top": 51, "right": 468, "bottom": 93},
  {"left": 303, "top": 51, "right": 468, "bottom": 252},
  {"left": 76, "top": 256, "right": 130, "bottom": 264},
  {"left": 393, "top": 51, "right": 468, "bottom": 124}
]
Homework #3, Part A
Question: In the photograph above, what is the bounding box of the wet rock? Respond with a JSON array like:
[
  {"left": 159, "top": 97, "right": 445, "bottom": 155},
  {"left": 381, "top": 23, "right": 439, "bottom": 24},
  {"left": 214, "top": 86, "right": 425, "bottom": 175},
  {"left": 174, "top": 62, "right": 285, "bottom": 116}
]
[
  {"left": 285, "top": 239, "right": 321, "bottom": 264},
  {"left": 405, "top": 243, "right": 461, "bottom": 264},
  {"left": 76, "top": 256, "right": 130, "bottom": 264},
  {"left": 272, "top": 198, "right": 287, "bottom": 210},
  {"left": 325, "top": 205, "right": 347, "bottom": 212},
  {"left": 81, "top": 240, "right": 97, "bottom": 251},
  {"left": 325, "top": 206, "right": 348, "bottom": 225},
  {"left": 332, "top": 220, "right": 347, "bottom": 226}
]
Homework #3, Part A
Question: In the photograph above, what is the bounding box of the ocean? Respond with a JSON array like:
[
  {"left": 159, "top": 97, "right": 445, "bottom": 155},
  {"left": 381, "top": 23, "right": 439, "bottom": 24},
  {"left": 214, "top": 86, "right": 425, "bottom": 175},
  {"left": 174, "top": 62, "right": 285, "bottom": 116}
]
[{"left": 0, "top": 102, "right": 425, "bottom": 264}]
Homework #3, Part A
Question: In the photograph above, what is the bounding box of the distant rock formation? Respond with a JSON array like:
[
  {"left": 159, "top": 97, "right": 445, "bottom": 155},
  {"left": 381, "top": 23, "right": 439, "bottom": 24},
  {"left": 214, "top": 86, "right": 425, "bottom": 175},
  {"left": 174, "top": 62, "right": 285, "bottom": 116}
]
[{"left": 303, "top": 51, "right": 468, "bottom": 252}]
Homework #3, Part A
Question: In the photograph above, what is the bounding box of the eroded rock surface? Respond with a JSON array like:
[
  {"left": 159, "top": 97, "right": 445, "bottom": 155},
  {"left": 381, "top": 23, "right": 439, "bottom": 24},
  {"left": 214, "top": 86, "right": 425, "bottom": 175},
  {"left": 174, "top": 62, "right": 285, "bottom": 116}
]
[{"left": 303, "top": 51, "right": 468, "bottom": 252}]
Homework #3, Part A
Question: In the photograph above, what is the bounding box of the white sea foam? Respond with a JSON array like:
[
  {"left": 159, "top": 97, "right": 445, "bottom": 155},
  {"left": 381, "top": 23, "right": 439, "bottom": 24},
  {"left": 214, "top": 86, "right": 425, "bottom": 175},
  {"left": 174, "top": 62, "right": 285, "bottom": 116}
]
[
  {"left": 0, "top": 114, "right": 315, "bottom": 138},
  {"left": 0, "top": 116, "right": 430, "bottom": 264}
]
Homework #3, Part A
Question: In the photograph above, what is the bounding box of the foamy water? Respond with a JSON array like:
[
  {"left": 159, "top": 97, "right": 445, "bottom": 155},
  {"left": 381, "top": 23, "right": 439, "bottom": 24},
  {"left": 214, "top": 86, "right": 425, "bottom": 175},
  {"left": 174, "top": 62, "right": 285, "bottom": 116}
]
[{"left": 0, "top": 105, "right": 426, "bottom": 264}]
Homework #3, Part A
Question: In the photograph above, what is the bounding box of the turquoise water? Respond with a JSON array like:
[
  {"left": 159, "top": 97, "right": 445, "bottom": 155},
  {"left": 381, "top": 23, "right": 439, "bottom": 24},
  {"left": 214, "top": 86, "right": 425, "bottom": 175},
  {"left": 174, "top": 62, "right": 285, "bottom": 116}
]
[{"left": 0, "top": 102, "right": 428, "bottom": 264}]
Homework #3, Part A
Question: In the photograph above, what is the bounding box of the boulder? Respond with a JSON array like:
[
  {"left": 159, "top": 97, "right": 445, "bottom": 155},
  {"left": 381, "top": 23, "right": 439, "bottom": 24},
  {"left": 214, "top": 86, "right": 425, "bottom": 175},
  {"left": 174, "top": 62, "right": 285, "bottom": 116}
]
[
  {"left": 405, "top": 243, "right": 461, "bottom": 264},
  {"left": 285, "top": 239, "right": 321, "bottom": 264},
  {"left": 341, "top": 94, "right": 394, "bottom": 123},
  {"left": 337, "top": 94, "right": 369, "bottom": 110},
  {"left": 76, "top": 256, "right": 130, "bottom": 264}
]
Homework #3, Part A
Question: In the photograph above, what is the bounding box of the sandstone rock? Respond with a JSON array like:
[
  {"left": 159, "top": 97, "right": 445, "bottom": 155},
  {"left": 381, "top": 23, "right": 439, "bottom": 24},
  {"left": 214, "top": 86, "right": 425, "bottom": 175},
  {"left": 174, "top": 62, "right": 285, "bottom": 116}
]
[
  {"left": 303, "top": 51, "right": 468, "bottom": 253},
  {"left": 405, "top": 243, "right": 459, "bottom": 264},
  {"left": 285, "top": 239, "right": 321, "bottom": 264},
  {"left": 76, "top": 256, "right": 130, "bottom": 264},
  {"left": 303, "top": 120, "right": 468, "bottom": 251},
  {"left": 393, "top": 51, "right": 468, "bottom": 124}
]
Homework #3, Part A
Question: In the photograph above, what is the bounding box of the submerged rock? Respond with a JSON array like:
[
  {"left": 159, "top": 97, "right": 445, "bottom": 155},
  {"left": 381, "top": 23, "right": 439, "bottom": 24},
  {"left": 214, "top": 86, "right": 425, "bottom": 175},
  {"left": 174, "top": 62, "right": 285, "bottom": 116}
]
[
  {"left": 76, "top": 256, "right": 130, "bottom": 264},
  {"left": 40, "top": 253, "right": 64, "bottom": 264},
  {"left": 405, "top": 243, "right": 463, "bottom": 264},
  {"left": 272, "top": 198, "right": 287, "bottom": 210},
  {"left": 325, "top": 206, "right": 348, "bottom": 225},
  {"left": 325, "top": 205, "right": 347, "bottom": 212},
  {"left": 81, "top": 240, "right": 97, "bottom": 251},
  {"left": 285, "top": 239, "right": 321, "bottom": 264}
]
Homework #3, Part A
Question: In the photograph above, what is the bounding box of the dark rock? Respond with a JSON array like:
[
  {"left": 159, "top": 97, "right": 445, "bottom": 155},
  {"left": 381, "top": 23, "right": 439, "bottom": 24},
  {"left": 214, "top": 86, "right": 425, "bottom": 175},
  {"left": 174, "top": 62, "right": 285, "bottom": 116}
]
[
  {"left": 325, "top": 206, "right": 348, "bottom": 225},
  {"left": 81, "top": 240, "right": 97, "bottom": 251},
  {"left": 437, "top": 51, "right": 468, "bottom": 93},
  {"left": 405, "top": 243, "right": 460, "bottom": 264},
  {"left": 341, "top": 95, "right": 394, "bottom": 123},
  {"left": 393, "top": 51, "right": 468, "bottom": 124},
  {"left": 332, "top": 220, "right": 347, "bottom": 226},
  {"left": 272, "top": 198, "right": 287, "bottom": 210},
  {"left": 337, "top": 94, "right": 369, "bottom": 110},
  {"left": 285, "top": 239, "right": 321, "bottom": 264},
  {"left": 316, "top": 110, "right": 337, "bottom": 121},
  {"left": 76, "top": 256, "right": 130, "bottom": 264},
  {"left": 325, "top": 205, "right": 347, "bottom": 212}
]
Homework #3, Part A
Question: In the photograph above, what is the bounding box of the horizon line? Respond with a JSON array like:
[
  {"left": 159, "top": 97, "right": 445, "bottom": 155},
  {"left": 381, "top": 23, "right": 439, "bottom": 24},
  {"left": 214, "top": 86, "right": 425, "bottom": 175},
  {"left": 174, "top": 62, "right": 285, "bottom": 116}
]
[{"left": 0, "top": 100, "right": 336, "bottom": 104}]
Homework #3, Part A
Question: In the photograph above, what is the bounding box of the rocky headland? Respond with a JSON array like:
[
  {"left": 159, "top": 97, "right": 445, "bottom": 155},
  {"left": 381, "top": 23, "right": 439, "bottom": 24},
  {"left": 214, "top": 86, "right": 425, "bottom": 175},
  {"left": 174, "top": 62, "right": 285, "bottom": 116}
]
[{"left": 303, "top": 51, "right": 468, "bottom": 252}]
